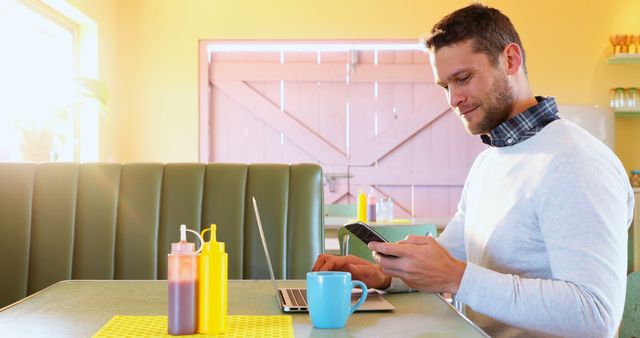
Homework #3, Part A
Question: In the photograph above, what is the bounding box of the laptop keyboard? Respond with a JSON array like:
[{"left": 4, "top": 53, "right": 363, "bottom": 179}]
[{"left": 287, "top": 289, "right": 308, "bottom": 307}]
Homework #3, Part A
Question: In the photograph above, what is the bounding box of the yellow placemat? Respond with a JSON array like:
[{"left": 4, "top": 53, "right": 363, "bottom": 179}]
[{"left": 93, "top": 315, "right": 293, "bottom": 338}]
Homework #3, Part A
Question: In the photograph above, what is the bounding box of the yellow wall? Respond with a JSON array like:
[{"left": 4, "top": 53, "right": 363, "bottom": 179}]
[{"left": 69, "top": 0, "right": 640, "bottom": 170}]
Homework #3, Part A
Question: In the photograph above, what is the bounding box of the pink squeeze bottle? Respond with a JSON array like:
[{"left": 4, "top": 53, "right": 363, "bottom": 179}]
[{"left": 168, "top": 224, "right": 200, "bottom": 335}]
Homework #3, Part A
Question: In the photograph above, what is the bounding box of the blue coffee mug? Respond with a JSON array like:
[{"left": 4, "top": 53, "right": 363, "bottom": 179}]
[{"left": 306, "top": 271, "right": 367, "bottom": 329}]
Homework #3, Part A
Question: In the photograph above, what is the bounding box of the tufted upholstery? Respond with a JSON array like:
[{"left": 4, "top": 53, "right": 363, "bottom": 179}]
[{"left": 0, "top": 162, "right": 324, "bottom": 308}]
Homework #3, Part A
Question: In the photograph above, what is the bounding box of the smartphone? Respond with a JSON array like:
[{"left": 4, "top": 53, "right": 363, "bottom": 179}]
[{"left": 344, "top": 221, "right": 398, "bottom": 258}]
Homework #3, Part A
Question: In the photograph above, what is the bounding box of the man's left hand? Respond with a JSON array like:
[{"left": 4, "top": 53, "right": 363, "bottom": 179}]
[{"left": 368, "top": 235, "right": 467, "bottom": 294}]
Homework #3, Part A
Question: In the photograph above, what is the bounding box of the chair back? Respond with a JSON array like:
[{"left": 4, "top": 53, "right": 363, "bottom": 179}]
[
  {"left": 620, "top": 271, "right": 640, "bottom": 337},
  {"left": 324, "top": 204, "right": 357, "bottom": 218},
  {"left": 0, "top": 162, "right": 324, "bottom": 308}
]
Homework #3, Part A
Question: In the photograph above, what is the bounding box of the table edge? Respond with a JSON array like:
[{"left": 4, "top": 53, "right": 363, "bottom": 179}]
[
  {"left": 0, "top": 279, "right": 490, "bottom": 337},
  {"left": 434, "top": 293, "right": 491, "bottom": 337}
]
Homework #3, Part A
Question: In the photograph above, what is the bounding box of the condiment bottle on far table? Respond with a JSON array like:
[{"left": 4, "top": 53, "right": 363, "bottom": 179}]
[
  {"left": 198, "top": 224, "right": 228, "bottom": 334},
  {"left": 367, "top": 187, "right": 378, "bottom": 222},
  {"left": 357, "top": 189, "right": 367, "bottom": 222},
  {"left": 168, "top": 224, "right": 202, "bottom": 335}
]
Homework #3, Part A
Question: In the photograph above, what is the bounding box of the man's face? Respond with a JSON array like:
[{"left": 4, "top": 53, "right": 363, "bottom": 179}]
[{"left": 430, "top": 40, "right": 514, "bottom": 135}]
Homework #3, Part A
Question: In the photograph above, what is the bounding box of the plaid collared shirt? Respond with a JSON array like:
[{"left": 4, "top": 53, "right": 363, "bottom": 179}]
[{"left": 480, "top": 96, "right": 560, "bottom": 147}]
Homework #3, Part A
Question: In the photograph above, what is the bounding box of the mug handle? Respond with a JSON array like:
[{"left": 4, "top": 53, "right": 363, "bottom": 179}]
[{"left": 349, "top": 280, "right": 368, "bottom": 314}]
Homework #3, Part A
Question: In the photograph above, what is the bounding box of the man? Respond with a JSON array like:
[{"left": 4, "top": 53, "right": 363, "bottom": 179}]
[{"left": 312, "top": 4, "right": 633, "bottom": 338}]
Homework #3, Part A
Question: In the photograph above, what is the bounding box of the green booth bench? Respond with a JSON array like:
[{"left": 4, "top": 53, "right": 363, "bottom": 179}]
[{"left": 0, "top": 162, "right": 324, "bottom": 309}]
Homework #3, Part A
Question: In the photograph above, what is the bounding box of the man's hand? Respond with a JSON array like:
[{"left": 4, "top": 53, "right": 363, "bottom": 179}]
[
  {"left": 368, "top": 235, "right": 466, "bottom": 294},
  {"left": 311, "top": 253, "right": 392, "bottom": 289}
]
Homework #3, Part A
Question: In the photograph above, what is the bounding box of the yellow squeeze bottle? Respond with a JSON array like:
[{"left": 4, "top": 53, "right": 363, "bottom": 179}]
[
  {"left": 357, "top": 189, "right": 367, "bottom": 222},
  {"left": 198, "top": 224, "right": 228, "bottom": 334}
]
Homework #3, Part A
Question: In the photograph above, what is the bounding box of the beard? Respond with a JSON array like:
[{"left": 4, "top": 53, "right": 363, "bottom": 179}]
[{"left": 464, "top": 71, "right": 514, "bottom": 135}]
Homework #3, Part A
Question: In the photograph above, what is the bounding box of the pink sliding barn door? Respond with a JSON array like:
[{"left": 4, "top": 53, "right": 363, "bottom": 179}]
[{"left": 201, "top": 42, "right": 486, "bottom": 219}]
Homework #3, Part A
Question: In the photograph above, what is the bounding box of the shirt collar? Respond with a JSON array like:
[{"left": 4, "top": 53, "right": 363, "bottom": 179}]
[{"left": 480, "top": 96, "right": 560, "bottom": 147}]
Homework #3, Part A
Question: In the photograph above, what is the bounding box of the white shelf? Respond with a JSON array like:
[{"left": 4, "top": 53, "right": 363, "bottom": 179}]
[
  {"left": 608, "top": 53, "right": 640, "bottom": 64},
  {"left": 614, "top": 110, "right": 640, "bottom": 117}
]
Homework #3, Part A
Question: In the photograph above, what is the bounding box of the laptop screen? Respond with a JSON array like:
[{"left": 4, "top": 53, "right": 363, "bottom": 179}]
[{"left": 252, "top": 196, "right": 284, "bottom": 307}]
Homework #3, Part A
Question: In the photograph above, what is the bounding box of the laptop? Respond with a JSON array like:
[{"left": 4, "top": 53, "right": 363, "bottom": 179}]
[{"left": 252, "top": 196, "right": 395, "bottom": 312}]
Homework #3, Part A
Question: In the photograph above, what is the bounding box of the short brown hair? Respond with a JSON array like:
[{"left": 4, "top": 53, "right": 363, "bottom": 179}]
[{"left": 425, "top": 3, "right": 527, "bottom": 74}]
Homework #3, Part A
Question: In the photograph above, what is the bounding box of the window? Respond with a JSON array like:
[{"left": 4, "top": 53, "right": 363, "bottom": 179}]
[{"left": 0, "top": 0, "right": 99, "bottom": 162}]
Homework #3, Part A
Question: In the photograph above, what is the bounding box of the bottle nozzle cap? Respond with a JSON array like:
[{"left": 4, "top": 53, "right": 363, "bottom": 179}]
[
  {"left": 170, "top": 224, "right": 204, "bottom": 255},
  {"left": 180, "top": 224, "right": 187, "bottom": 242},
  {"left": 211, "top": 224, "right": 217, "bottom": 242},
  {"left": 200, "top": 224, "right": 225, "bottom": 254}
]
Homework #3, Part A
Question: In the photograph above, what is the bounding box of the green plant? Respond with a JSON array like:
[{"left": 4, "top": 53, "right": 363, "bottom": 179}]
[{"left": 75, "top": 77, "right": 110, "bottom": 117}]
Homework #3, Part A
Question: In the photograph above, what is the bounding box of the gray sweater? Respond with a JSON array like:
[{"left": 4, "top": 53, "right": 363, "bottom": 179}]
[{"left": 395, "top": 119, "right": 634, "bottom": 337}]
